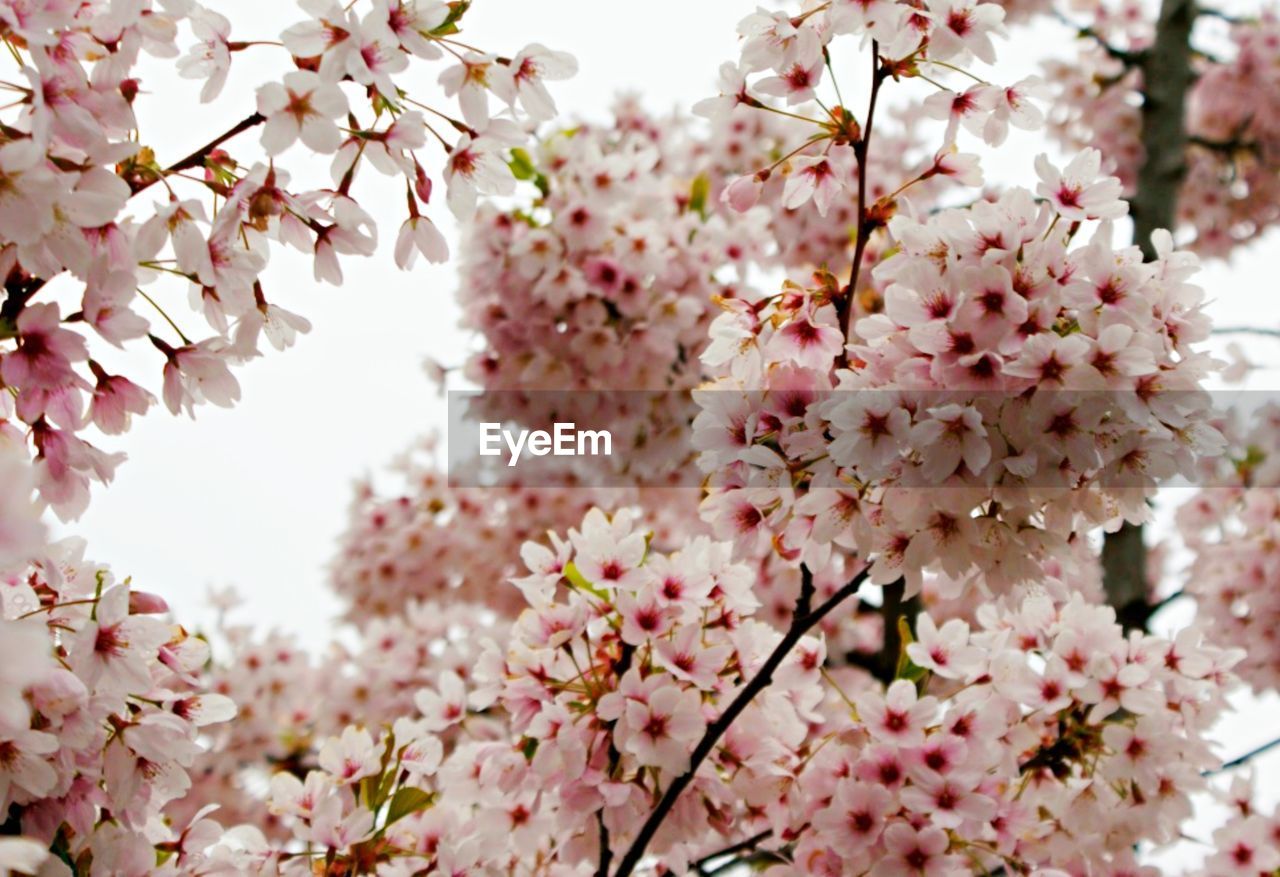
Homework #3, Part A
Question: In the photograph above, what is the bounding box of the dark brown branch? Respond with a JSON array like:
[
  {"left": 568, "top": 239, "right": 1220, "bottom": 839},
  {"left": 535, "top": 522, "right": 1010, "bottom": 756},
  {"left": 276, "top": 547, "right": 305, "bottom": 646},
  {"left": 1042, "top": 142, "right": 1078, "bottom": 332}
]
[
  {"left": 127, "top": 111, "right": 266, "bottom": 195},
  {"left": 840, "top": 41, "right": 887, "bottom": 345},
  {"left": 704, "top": 850, "right": 788, "bottom": 875},
  {"left": 1054, "top": 11, "right": 1147, "bottom": 64},
  {"left": 0, "top": 112, "right": 268, "bottom": 321},
  {"left": 596, "top": 642, "right": 635, "bottom": 877},
  {"left": 875, "top": 578, "right": 918, "bottom": 682},
  {"left": 609, "top": 565, "right": 870, "bottom": 877},
  {"left": 693, "top": 830, "right": 774, "bottom": 876}
]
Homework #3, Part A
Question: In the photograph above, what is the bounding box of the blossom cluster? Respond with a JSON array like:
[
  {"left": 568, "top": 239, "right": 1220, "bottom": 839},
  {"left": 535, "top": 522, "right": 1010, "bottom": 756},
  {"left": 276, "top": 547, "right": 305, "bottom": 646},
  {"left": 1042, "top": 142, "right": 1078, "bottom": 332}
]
[
  {"left": 325, "top": 440, "right": 894, "bottom": 659},
  {"left": 1196, "top": 775, "right": 1280, "bottom": 877},
  {"left": 781, "top": 591, "right": 1240, "bottom": 876},
  {"left": 1176, "top": 402, "right": 1280, "bottom": 692},
  {"left": 457, "top": 100, "right": 769, "bottom": 390},
  {"left": 1045, "top": 7, "right": 1280, "bottom": 257},
  {"left": 170, "top": 589, "right": 504, "bottom": 843},
  {"left": 330, "top": 443, "right": 604, "bottom": 619},
  {"left": 327, "top": 436, "right": 707, "bottom": 619},
  {"left": 0, "top": 539, "right": 235, "bottom": 875},
  {"left": 0, "top": 0, "right": 570, "bottom": 521},
  {"left": 171, "top": 508, "right": 828, "bottom": 873},
  {"left": 696, "top": 161, "right": 1223, "bottom": 595},
  {"left": 173, "top": 509, "right": 1241, "bottom": 876}
]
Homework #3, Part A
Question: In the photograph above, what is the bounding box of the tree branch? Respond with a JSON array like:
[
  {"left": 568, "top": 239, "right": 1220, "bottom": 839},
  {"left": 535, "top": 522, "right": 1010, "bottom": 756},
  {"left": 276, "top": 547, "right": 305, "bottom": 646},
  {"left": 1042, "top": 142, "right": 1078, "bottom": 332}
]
[
  {"left": 693, "top": 830, "right": 774, "bottom": 876},
  {"left": 609, "top": 565, "right": 870, "bottom": 877},
  {"left": 1102, "top": 0, "right": 1196, "bottom": 630},
  {"left": 840, "top": 42, "right": 887, "bottom": 346},
  {"left": 875, "top": 578, "right": 918, "bottom": 681},
  {"left": 596, "top": 642, "right": 635, "bottom": 877},
  {"left": 127, "top": 111, "right": 266, "bottom": 195},
  {"left": 1212, "top": 326, "right": 1280, "bottom": 339},
  {"left": 0, "top": 112, "right": 268, "bottom": 322},
  {"left": 1206, "top": 735, "right": 1280, "bottom": 775},
  {"left": 1054, "top": 11, "right": 1148, "bottom": 65}
]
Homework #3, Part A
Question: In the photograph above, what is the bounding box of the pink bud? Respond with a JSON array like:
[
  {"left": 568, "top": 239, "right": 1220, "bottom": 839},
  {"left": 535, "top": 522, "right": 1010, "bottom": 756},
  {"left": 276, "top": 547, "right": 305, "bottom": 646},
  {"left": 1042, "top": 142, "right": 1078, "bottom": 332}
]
[
  {"left": 723, "top": 174, "right": 763, "bottom": 212},
  {"left": 129, "top": 590, "right": 170, "bottom": 614},
  {"left": 414, "top": 161, "right": 434, "bottom": 204}
]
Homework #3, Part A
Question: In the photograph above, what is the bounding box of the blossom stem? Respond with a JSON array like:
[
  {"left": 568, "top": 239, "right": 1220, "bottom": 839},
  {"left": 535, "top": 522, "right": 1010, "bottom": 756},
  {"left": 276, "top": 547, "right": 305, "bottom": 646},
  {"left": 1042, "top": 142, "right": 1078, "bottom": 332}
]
[
  {"left": 609, "top": 565, "right": 869, "bottom": 877},
  {"left": 922, "top": 58, "right": 991, "bottom": 85},
  {"left": 823, "top": 48, "right": 846, "bottom": 111},
  {"left": 17, "top": 597, "right": 100, "bottom": 619},
  {"left": 915, "top": 72, "right": 951, "bottom": 91},
  {"left": 753, "top": 103, "right": 828, "bottom": 127},
  {"left": 136, "top": 288, "right": 193, "bottom": 345}
]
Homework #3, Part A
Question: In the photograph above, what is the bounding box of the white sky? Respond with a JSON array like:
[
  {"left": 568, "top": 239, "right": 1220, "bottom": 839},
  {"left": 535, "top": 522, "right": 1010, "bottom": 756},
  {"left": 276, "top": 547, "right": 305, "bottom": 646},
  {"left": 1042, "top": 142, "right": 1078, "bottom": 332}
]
[{"left": 59, "top": 0, "right": 1280, "bottom": 858}]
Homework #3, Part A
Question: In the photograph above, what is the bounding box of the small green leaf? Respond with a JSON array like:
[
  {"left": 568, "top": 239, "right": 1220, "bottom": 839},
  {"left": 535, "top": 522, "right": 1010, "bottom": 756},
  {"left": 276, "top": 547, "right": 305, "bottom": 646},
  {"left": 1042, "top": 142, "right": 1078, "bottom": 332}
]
[
  {"left": 508, "top": 148, "right": 537, "bottom": 180},
  {"left": 563, "top": 561, "right": 609, "bottom": 600},
  {"left": 385, "top": 786, "right": 435, "bottom": 826},
  {"left": 429, "top": 0, "right": 470, "bottom": 36},
  {"left": 894, "top": 616, "right": 930, "bottom": 690},
  {"left": 508, "top": 148, "right": 550, "bottom": 198},
  {"left": 521, "top": 736, "right": 539, "bottom": 761},
  {"left": 688, "top": 173, "right": 711, "bottom": 219}
]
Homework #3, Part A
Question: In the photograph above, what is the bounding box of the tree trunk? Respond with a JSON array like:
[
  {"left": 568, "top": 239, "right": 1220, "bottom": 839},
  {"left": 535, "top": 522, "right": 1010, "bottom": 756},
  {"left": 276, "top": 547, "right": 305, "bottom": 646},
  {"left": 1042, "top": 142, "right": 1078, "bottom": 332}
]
[{"left": 1102, "top": 0, "right": 1196, "bottom": 627}]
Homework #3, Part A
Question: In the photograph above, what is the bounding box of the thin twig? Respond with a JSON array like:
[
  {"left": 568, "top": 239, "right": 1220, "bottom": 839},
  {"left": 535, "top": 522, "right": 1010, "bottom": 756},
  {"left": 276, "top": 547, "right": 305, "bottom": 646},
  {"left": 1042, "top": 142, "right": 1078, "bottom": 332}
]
[
  {"left": 1212, "top": 326, "right": 1280, "bottom": 339},
  {"left": 610, "top": 565, "right": 869, "bottom": 877},
  {"left": 1206, "top": 736, "right": 1280, "bottom": 775},
  {"left": 840, "top": 41, "right": 887, "bottom": 346},
  {"left": 1053, "top": 10, "right": 1147, "bottom": 64},
  {"left": 692, "top": 830, "right": 774, "bottom": 876}
]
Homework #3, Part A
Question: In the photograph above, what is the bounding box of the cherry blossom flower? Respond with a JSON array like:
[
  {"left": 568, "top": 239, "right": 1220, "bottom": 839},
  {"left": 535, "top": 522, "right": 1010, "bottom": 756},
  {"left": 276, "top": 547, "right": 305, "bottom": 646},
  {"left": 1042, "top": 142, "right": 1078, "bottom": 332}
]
[
  {"left": 490, "top": 43, "right": 578, "bottom": 120},
  {"left": 394, "top": 215, "right": 449, "bottom": 268},
  {"left": 178, "top": 8, "right": 233, "bottom": 102},
  {"left": 1035, "top": 147, "right": 1127, "bottom": 221},
  {"left": 619, "top": 683, "right": 705, "bottom": 774},
  {"left": 783, "top": 146, "right": 856, "bottom": 216},
  {"left": 257, "top": 70, "right": 350, "bottom": 156}
]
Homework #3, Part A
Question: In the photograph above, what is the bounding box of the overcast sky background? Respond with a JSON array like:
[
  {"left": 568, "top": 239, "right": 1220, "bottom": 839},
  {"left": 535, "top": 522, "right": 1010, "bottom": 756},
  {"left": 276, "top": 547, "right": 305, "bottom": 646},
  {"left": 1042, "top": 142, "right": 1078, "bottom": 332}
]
[{"left": 58, "top": 0, "right": 1279, "bottom": 858}]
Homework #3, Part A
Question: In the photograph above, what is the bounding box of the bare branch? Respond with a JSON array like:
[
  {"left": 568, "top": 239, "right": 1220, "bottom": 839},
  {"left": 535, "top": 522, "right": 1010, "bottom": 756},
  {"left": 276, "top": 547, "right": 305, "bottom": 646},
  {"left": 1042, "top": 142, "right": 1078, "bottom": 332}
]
[{"left": 1206, "top": 736, "right": 1280, "bottom": 775}]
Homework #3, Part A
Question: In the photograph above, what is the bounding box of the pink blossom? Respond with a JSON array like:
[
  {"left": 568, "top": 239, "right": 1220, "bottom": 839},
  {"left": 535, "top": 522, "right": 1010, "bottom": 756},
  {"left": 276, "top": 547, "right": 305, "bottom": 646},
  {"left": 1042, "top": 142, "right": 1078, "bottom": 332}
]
[
  {"left": 256, "top": 70, "right": 350, "bottom": 156},
  {"left": 619, "top": 683, "right": 705, "bottom": 773}
]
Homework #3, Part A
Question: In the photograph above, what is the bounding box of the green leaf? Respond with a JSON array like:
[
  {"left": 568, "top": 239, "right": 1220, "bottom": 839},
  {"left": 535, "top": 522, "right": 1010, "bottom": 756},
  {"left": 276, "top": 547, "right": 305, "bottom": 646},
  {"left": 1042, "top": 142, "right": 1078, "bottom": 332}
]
[
  {"left": 563, "top": 561, "right": 609, "bottom": 600},
  {"left": 363, "top": 729, "right": 398, "bottom": 811},
  {"left": 688, "top": 173, "right": 711, "bottom": 219},
  {"left": 894, "top": 617, "right": 930, "bottom": 690},
  {"left": 385, "top": 786, "right": 435, "bottom": 826},
  {"left": 509, "top": 148, "right": 537, "bottom": 180},
  {"left": 508, "top": 148, "right": 550, "bottom": 198},
  {"left": 429, "top": 0, "right": 470, "bottom": 36},
  {"left": 521, "top": 736, "right": 539, "bottom": 761}
]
